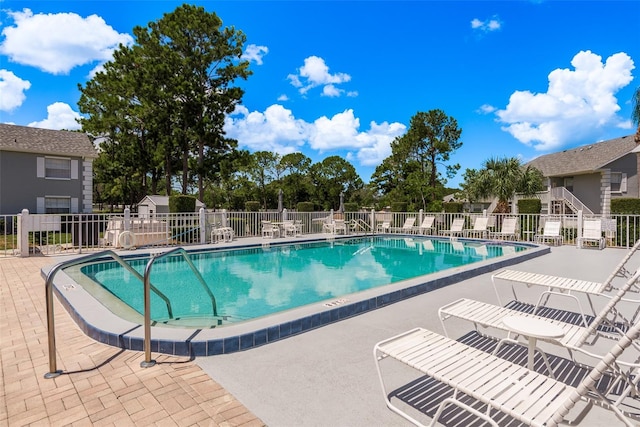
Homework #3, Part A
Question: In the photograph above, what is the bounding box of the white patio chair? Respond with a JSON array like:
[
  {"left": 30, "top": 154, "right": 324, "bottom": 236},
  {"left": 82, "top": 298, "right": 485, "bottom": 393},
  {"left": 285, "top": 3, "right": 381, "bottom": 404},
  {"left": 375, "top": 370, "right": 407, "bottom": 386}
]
[
  {"left": 491, "top": 238, "right": 640, "bottom": 309},
  {"left": 374, "top": 317, "right": 640, "bottom": 427},
  {"left": 490, "top": 217, "right": 518, "bottom": 240},
  {"left": 578, "top": 219, "right": 606, "bottom": 249},
  {"left": 393, "top": 217, "right": 416, "bottom": 234},
  {"left": 261, "top": 221, "right": 280, "bottom": 239},
  {"left": 439, "top": 268, "right": 640, "bottom": 364},
  {"left": 416, "top": 216, "right": 435, "bottom": 235},
  {"left": 464, "top": 216, "right": 489, "bottom": 239},
  {"left": 376, "top": 221, "right": 391, "bottom": 233},
  {"left": 534, "top": 220, "right": 563, "bottom": 245},
  {"left": 439, "top": 217, "right": 465, "bottom": 237}
]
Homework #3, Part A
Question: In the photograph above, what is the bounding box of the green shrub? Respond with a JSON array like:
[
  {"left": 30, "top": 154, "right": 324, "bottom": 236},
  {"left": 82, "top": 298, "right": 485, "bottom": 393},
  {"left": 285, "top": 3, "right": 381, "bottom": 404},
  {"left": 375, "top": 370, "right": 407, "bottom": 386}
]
[
  {"left": 169, "top": 195, "right": 196, "bottom": 213},
  {"left": 517, "top": 199, "right": 541, "bottom": 214},
  {"left": 343, "top": 202, "right": 358, "bottom": 212},
  {"left": 427, "top": 200, "right": 442, "bottom": 213},
  {"left": 297, "top": 202, "right": 315, "bottom": 212},
  {"left": 611, "top": 198, "right": 640, "bottom": 214},
  {"left": 245, "top": 201, "right": 260, "bottom": 212},
  {"left": 443, "top": 202, "right": 463, "bottom": 213},
  {"left": 390, "top": 202, "right": 408, "bottom": 212}
]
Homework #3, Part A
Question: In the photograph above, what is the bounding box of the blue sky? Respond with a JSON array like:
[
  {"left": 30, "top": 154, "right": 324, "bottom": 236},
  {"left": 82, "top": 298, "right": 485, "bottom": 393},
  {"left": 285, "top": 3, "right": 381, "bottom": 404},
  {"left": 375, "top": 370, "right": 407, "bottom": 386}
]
[{"left": 1, "top": 1, "right": 639, "bottom": 187}]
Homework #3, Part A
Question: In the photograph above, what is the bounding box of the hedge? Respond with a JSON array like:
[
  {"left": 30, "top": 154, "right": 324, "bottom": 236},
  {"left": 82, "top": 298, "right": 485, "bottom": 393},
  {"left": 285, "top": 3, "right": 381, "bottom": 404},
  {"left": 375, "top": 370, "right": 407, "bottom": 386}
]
[
  {"left": 343, "top": 202, "right": 358, "bottom": 212},
  {"left": 169, "top": 195, "right": 196, "bottom": 213},
  {"left": 297, "top": 202, "right": 315, "bottom": 212},
  {"left": 443, "top": 202, "right": 463, "bottom": 213},
  {"left": 245, "top": 201, "right": 260, "bottom": 212}
]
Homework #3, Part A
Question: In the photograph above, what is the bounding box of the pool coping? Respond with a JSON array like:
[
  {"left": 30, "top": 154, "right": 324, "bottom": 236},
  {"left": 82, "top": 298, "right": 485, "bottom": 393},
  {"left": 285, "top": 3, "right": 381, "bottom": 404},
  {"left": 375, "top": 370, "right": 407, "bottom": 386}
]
[{"left": 43, "top": 235, "right": 550, "bottom": 357}]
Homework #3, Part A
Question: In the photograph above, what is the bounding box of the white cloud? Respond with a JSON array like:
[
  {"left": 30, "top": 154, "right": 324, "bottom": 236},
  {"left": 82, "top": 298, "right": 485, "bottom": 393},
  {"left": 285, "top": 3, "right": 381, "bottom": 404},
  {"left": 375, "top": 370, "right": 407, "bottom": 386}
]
[
  {"left": 224, "top": 104, "right": 309, "bottom": 153},
  {"left": 471, "top": 16, "right": 502, "bottom": 32},
  {"left": 0, "top": 8, "right": 133, "bottom": 75},
  {"left": 0, "top": 69, "right": 30, "bottom": 111},
  {"left": 277, "top": 94, "right": 289, "bottom": 102},
  {"left": 496, "top": 50, "right": 635, "bottom": 151},
  {"left": 477, "top": 104, "right": 496, "bottom": 114},
  {"left": 287, "top": 56, "right": 353, "bottom": 97},
  {"left": 241, "top": 44, "right": 269, "bottom": 65},
  {"left": 27, "top": 102, "right": 82, "bottom": 130},
  {"left": 224, "top": 105, "right": 405, "bottom": 168}
]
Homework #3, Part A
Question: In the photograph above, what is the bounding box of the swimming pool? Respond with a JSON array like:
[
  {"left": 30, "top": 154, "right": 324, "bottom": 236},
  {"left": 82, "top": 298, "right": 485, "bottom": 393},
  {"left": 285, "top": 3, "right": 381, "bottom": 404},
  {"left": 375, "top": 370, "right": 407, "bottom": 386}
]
[
  {"left": 52, "top": 235, "right": 548, "bottom": 356},
  {"left": 77, "top": 237, "right": 525, "bottom": 327}
]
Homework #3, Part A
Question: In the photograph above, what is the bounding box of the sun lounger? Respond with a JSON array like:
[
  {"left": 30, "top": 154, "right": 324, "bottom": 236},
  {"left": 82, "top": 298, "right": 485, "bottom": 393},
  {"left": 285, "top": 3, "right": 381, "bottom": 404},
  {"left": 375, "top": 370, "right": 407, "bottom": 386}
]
[
  {"left": 440, "top": 217, "right": 465, "bottom": 237},
  {"left": 490, "top": 217, "right": 518, "bottom": 240},
  {"left": 464, "top": 216, "right": 489, "bottom": 238},
  {"left": 491, "top": 238, "right": 640, "bottom": 308},
  {"left": 439, "top": 268, "right": 640, "bottom": 361},
  {"left": 393, "top": 217, "right": 416, "bottom": 234},
  {"left": 415, "top": 216, "right": 435, "bottom": 235},
  {"left": 374, "top": 318, "right": 640, "bottom": 426}
]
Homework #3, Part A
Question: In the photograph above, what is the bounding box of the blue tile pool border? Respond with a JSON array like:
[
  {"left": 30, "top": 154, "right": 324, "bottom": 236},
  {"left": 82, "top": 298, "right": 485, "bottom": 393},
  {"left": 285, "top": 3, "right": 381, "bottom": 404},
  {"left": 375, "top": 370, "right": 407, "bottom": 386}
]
[{"left": 45, "top": 236, "right": 549, "bottom": 357}]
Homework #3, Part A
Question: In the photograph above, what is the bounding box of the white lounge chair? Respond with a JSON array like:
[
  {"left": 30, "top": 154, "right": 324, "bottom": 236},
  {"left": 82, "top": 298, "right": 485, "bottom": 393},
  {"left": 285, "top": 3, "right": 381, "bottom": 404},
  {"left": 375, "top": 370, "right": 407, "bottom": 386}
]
[
  {"left": 416, "top": 216, "right": 435, "bottom": 235},
  {"left": 374, "top": 318, "right": 640, "bottom": 427},
  {"left": 393, "top": 217, "right": 416, "bottom": 234},
  {"left": 439, "top": 217, "right": 465, "bottom": 237},
  {"left": 376, "top": 221, "right": 391, "bottom": 233},
  {"left": 491, "top": 217, "right": 518, "bottom": 240},
  {"left": 464, "top": 216, "right": 489, "bottom": 238},
  {"left": 535, "top": 220, "right": 563, "bottom": 245},
  {"left": 440, "top": 268, "right": 640, "bottom": 363},
  {"left": 491, "top": 238, "right": 640, "bottom": 308},
  {"left": 578, "top": 219, "right": 606, "bottom": 249}
]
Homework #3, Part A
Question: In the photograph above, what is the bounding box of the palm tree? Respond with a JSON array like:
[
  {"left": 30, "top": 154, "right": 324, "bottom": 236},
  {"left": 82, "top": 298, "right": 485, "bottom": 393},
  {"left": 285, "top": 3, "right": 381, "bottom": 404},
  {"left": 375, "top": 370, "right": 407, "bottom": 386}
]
[
  {"left": 632, "top": 86, "right": 640, "bottom": 144},
  {"left": 463, "top": 157, "right": 544, "bottom": 213}
]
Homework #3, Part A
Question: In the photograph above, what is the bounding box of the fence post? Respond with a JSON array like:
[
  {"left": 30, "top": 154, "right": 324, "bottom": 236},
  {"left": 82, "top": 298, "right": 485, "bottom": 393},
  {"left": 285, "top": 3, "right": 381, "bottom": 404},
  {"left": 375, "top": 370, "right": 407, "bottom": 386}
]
[
  {"left": 199, "top": 208, "right": 206, "bottom": 244},
  {"left": 18, "top": 209, "right": 30, "bottom": 257},
  {"left": 419, "top": 209, "right": 423, "bottom": 226},
  {"left": 577, "top": 210, "right": 583, "bottom": 247},
  {"left": 371, "top": 209, "right": 375, "bottom": 232},
  {"left": 124, "top": 207, "right": 131, "bottom": 231}
]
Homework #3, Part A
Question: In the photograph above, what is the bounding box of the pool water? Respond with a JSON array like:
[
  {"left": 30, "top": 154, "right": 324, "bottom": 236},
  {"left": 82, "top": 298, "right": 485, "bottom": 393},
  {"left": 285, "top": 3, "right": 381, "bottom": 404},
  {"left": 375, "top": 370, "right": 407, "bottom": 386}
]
[{"left": 78, "top": 237, "right": 525, "bottom": 326}]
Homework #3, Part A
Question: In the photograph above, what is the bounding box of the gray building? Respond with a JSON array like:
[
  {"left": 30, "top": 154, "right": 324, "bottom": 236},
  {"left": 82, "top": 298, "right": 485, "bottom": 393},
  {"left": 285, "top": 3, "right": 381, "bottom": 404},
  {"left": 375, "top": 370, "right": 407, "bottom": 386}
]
[
  {"left": 526, "top": 134, "right": 638, "bottom": 215},
  {"left": 0, "top": 123, "right": 98, "bottom": 215}
]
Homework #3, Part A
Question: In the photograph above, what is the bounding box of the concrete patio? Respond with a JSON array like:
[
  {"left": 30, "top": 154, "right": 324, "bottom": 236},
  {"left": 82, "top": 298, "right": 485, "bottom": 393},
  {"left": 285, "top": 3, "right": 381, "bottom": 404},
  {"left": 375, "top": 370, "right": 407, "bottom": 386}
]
[{"left": 1, "top": 238, "right": 639, "bottom": 426}]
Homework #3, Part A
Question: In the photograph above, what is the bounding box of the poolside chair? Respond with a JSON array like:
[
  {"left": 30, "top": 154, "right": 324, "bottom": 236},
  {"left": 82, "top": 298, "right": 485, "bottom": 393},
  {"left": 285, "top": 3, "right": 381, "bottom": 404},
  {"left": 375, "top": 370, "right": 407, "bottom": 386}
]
[
  {"left": 211, "top": 226, "right": 234, "bottom": 243},
  {"left": 283, "top": 220, "right": 302, "bottom": 237},
  {"left": 261, "top": 221, "right": 280, "bottom": 239},
  {"left": 578, "top": 219, "right": 606, "bottom": 249},
  {"left": 393, "top": 217, "right": 416, "bottom": 234},
  {"left": 439, "top": 217, "right": 465, "bottom": 237},
  {"left": 374, "top": 317, "right": 640, "bottom": 427},
  {"left": 333, "top": 219, "right": 348, "bottom": 235},
  {"left": 535, "top": 220, "right": 563, "bottom": 246},
  {"left": 490, "top": 216, "right": 518, "bottom": 240},
  {"left": 416, "top": 216, "right": 435, "bottom": 235},
  {"left": 376, "top": 221, "right": 391, "bottom": 233},
  {"left": 439, "top": 267, "right": 640, "bottom": 365},
  {"left": 491, "top": 238, "right": 640, "bottom": 309},
  {"left": 464, "top": 216, "right": 489, "bottom": 239}
]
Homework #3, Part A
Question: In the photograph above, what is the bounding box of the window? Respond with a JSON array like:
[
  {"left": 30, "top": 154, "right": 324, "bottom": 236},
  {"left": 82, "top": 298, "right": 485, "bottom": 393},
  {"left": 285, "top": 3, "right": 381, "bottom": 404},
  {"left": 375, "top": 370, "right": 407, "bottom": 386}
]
[
  {"left": 45, "top": 158, "right": 71, "bottom": 179},
  {"left": 563, "top": 177, "right": 574, "bottom": 192},
  {"left": 611, "top": 172, "right": 627, "bottom": 193},
  {"left": 45, "top": 197, "right": 71, "bottom": 214}
]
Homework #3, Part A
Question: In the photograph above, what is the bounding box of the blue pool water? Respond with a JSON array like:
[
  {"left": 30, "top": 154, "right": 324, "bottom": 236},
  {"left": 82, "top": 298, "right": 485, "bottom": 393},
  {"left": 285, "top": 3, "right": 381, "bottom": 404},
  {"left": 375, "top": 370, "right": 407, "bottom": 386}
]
[{"left": 78, "top": 236, "right": 526, "bottom": 327}]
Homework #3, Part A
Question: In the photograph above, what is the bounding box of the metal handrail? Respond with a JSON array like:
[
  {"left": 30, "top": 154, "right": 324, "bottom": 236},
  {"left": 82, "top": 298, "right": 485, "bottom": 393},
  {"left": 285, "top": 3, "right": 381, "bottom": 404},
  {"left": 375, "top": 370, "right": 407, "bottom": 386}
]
[
  {"left": 351, "top": 218, "right": 373, "bottom": 234},
  {"left": 44, "top": 250, "right": 173, "bottom": 378},
  {"left": 141, "top": 247, "right": 217, "bottom": 367}
]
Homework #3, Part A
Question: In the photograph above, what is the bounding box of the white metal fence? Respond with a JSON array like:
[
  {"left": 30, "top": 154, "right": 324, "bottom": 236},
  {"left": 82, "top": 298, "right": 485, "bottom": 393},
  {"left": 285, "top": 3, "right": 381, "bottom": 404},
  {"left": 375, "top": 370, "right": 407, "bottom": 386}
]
[{"left": 2, "top": 209, "right": 639, "bottom": 257}]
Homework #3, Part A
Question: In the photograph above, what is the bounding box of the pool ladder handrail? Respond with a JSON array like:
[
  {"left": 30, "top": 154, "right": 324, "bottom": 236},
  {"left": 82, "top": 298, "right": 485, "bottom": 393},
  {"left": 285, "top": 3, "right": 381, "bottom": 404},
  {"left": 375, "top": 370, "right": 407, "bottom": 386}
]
[
  {"left": 44, "top": 249, "right": 174, "bottom": 378},
  {"left": 350, "top": 218, "right": 373, "bottom": 234},
  {"left": 141, "top": 247, "right": 218, "bottom": 368}
]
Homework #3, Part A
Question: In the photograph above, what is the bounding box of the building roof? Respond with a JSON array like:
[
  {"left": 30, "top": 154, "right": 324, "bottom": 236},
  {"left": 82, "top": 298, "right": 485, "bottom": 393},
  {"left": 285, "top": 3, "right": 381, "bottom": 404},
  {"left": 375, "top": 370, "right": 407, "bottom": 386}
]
[
  {"left": 525, "top": 134, "right": 636, "bottom": 177},
  {"left": 141, "top": 195, "right": 205, "bottom": 208},
  {"left": 0, "top": 123, "right": 98, "bottom": 158}
]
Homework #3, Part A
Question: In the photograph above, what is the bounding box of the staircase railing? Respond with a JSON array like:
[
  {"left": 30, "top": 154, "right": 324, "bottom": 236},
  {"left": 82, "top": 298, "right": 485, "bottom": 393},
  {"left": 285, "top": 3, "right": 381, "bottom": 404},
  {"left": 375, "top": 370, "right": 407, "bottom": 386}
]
[{"left": 551, "top": 187, "right": 594, "bottom": 215}]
